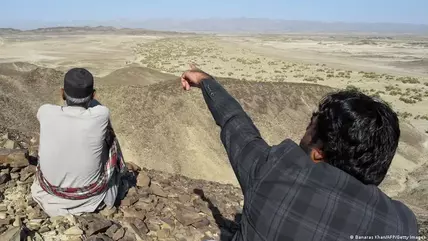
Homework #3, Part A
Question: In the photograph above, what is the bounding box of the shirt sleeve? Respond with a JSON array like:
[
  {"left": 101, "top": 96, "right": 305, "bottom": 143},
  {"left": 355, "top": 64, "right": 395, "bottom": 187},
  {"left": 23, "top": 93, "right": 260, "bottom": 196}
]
[
  {"left": 36, "top": 104, "right": 49, "bottom": 121},
  {"left": 201, "top": 77, "right": 271, "bottom": 195}
]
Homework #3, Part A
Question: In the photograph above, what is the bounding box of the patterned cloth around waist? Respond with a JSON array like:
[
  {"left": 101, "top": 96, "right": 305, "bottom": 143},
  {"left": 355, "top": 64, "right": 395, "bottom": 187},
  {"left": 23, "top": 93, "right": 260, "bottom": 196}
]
[{"left": 36, "top": 138, "right": 127, "bottom": 200}]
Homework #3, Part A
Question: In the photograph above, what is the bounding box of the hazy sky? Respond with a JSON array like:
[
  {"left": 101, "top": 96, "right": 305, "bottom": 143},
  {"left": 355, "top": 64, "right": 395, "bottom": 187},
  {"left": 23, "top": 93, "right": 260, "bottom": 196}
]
[{"left": 1, "top": 0, "right": 427, "bottom": 28}]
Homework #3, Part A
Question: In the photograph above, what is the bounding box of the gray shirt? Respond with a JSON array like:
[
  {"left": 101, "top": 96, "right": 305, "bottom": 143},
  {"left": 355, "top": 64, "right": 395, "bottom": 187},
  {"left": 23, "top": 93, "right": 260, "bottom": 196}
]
[{"left": 31, "top": 104, "right": 118, "bottom": 217}]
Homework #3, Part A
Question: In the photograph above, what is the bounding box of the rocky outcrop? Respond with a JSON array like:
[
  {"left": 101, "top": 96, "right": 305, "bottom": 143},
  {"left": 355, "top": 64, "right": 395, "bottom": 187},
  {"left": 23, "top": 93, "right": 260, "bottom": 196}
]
[
  {"left": 0, "top": 130, "right": 427, "bottom": 240},
  {"left": 0, "top": 131, "right": 243, "bottom": 241}
]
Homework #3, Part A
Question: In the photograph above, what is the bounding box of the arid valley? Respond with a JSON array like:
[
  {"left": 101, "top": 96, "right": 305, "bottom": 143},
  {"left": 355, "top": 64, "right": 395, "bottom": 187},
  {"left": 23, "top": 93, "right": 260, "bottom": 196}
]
[{"left": 1, "top": 26, "right": 428, "bottom": 239}]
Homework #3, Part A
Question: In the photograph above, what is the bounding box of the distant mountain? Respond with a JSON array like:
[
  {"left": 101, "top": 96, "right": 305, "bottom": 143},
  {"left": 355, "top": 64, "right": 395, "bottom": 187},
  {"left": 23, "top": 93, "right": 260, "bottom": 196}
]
[
  {"left": 132, "top": 18, "right": 428, "bottom": 34},
  {"left": 0, "top": 26, "right": 192, "bottom": 35},
  {"left": 2, "top": 19, "right": 428, "bottom": 35}
]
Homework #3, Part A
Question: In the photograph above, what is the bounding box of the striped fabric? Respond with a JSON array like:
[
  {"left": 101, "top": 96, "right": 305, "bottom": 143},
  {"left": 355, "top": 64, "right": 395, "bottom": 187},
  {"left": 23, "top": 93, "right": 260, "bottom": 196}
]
[{"left": 36, "top": 137, "right": 126, "bottom": 200}]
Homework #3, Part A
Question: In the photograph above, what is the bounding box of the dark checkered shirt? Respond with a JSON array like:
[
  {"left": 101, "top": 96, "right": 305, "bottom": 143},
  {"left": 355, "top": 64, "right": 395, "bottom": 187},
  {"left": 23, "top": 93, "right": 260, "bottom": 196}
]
[{"left": 201, "top": 78, "right": 419, "bottom": 241}]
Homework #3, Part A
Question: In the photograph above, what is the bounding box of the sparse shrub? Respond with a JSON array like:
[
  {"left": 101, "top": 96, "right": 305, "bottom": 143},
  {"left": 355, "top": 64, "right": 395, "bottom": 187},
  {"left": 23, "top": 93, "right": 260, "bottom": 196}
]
[
  {"left": 397, "top": 111, "right": 413, "bottom": 119},
  {"left": 385, "top": 75, "right": 395, "bottom": 80},
  {"left": 397, "top": 76, "right": 420, "bottom": 84},
  {"left": 327, "top": 74, "right": 335, "bottom": 78},
  {"left": 371, "top": 92, "right": 381, "bottom": 98},
  {"left": 303, "top": 76, "right": 318, "bottom": 82},
  {"left": 363, "top": 72, "right": 380, "bottom": 79},
  {"left": 346, "top": 85, "right": 360, "bottom": 92},
  {"left": 399, "top": 96, "right": 417, "bottom": 104}
]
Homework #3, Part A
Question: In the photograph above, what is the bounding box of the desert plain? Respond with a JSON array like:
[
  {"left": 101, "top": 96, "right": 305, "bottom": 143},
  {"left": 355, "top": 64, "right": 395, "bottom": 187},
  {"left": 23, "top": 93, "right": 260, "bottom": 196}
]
[{"left": 0, "top": 29, "right": 427, "bottom": 210}]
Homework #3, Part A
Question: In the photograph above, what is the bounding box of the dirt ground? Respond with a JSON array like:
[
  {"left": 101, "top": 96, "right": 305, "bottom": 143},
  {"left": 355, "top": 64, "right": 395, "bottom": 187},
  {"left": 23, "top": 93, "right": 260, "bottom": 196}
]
[{"left": 0, "top": 32, "right": 427, "bottom": 193}]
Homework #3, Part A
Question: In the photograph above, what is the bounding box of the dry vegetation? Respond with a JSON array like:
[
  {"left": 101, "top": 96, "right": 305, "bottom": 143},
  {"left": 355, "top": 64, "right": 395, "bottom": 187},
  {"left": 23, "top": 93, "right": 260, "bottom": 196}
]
[
  {"left": 132, "top": 36, "right": 428, "bottom": 125},
  {"left": 1, "top": 33, "right": 428, "bottom": 212}
]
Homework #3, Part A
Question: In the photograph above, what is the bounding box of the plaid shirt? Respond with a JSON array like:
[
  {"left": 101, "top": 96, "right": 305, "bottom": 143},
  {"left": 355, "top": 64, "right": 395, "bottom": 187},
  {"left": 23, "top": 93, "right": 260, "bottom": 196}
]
[
  {"left": 201, "top": 78, "right": 419, "bottom": 241},
  {"left": 36, "top": 136, "right": 126, "bottom": 200}
]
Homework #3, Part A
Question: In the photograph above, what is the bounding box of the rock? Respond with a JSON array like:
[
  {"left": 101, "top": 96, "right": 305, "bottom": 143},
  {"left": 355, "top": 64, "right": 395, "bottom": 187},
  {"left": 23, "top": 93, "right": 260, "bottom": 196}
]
[
  {"left": 86, "top": 234, "right": 114, "bottom": 241},
  {"left": 0, "top": 149, "right": 28, "bottom": 168},
  {"left": 175, "top": 211, "right": 204, "bottom": 226},
  {"left": 65, "top": 214, "right": 78, "bottom": 225},
  {"left": 0, "top": 193, "right": 4, "bottom": 202},
  {"left": 0, "top": 212, "right": 6, "bottom": 219},
  {"left": 191, "top": 217, "right": 210, "bottom": 229},
  {"left": 100, "top": 206, "right": 117, "bottom": 217},
  {"left": 150, "top": 184, "right": 167, "bottom": 197},
  {"left": 0, "top": 226, "right": 23, "bottom": 240},
  {"left": 125, "top": 162, "right": 141, "bottom": 172},
  {"left": 0, "top": 204, "right": 7, "bottom": 212},
  {"left": 0, "top": 173, "right": 10, "bottom": 184},
  {"left": 121, "top": 195, "right": 138, "bottom": 207},
  {"left": 137, "top": 172, "right": 150, "bottom": 188},
  {"left": 105, "top": 223, "right": 120, "bottom": 238},
  {"left": 10, "top": 172, "right": 19, "bottom": 180},
  {"left": 178, "top": 194, "right": 191, "bottom": 203},
  {"left": 64, "top": 226, "right": 84, "bottom": 235},
  {"left": 3, "top": 140, "right": 16, "bottom": 149},
  {"left": 85, "top": 219, "right": 112, "bottom": 236},
  {"left": 28, "top": 219, "right": 44, "bottom": 230},
  {"left": 120, "top": 228, "right": 137, "bottom": 241},
  {"left": 38, "top": 226, "right": 50, "bottom": 233},
  {"left": 0, "top": 217, "right": 12, "bottom": 225},
  {"left": 125, "top": 218, "right": 148, "bottom": 241},
  {"left": 13, "top": 217, "right": 22, "bottom": 227},
  {"left": 19, "top": 166, "right": 35, "bottom": 182},
  {"left": 157, "top": 229, "right": 171, "bottom": 239},
  {"left": 0, "top": 226, "right": 7, "bottom": 235},
  {"left": 1, "top": 133, "right": 8, "bottom": 140},
  {"left": 122, "top": 207, "right": 146, "bottom": 219},
  {"left": 27, "top": 198, "right": 38, "bottom": 208},
  {"left": 127, "top": 187, "right": 138, "bottom": 196},
  {"left": 112, "top": 227, "right": 125, "bottom": 240}
]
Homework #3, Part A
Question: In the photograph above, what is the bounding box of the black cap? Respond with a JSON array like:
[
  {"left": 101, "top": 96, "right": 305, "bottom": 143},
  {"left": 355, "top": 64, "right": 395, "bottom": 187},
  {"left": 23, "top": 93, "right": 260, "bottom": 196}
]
[{"left": 64, "top": 68, "right": 94, "bottom": 98}]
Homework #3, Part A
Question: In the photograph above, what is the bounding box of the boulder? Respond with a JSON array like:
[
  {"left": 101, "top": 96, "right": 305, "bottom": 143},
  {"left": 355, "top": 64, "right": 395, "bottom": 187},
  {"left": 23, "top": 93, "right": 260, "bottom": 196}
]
[
  {"left": 150, "top": 183, "right": 167, "bottom": 198},
  {"left": 136, "top": 172, "right": 150, "bottom": 188},
  {"left": 0, "top": 173, "right": 10, "bottom": 185},
  {"left": 112, "top": 227, "right": 125, "bottom": 240},
  {"left": 2, "top": 140, "right": 16, "bottom": 149},
  {"left": 64, "top": 226, "right": 84, "bottom": 236},
  {"left": 0, "top": 149, "right": 28, "bottom": 168},
  {"left": 175, "top": 211, "right": 205, "bottom": 226},
  {"left": 121, "top": 195, "right": 139, "bottom": 207}
]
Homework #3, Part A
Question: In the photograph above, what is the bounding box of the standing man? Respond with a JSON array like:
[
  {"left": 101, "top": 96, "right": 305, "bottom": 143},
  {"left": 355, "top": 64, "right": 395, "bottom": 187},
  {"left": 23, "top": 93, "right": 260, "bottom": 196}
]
[
  {"left": 181, "top": 65, "right": 418, "bottom": 240},
  {"left": 31, "top": 68, "right": 126, "bottom": 217}
]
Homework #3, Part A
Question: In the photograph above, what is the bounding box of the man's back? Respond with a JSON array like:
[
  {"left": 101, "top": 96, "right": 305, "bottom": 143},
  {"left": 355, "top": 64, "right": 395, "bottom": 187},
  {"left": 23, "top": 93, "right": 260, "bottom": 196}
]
[
  {"left": 233, "top": 139, "right": 418, "bottom": 241},
  {"left": 31, "top": 104, "right": 110, "bottom": 216},
  {"left": 184, "top": 75, "right": 419, "bottom": 241}
]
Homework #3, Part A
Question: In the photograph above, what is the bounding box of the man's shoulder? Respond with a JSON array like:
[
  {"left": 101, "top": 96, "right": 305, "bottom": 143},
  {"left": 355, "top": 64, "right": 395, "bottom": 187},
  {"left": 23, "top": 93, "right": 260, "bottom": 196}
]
[
  {"left": 88, "top": 105, "right": 110, "bottom": 116},
  {"left": 38, "top": 104, "right": 60, "bottom": 114},
  {"left": 270, "top": 139, "right": 313, "bottom": 168}
]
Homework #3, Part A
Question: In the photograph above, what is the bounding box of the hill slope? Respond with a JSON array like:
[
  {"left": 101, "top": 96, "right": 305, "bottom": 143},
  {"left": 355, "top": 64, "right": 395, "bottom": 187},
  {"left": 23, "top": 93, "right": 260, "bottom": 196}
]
[{"left": 0, "top": 63, "right": 427, "bottom": 196}]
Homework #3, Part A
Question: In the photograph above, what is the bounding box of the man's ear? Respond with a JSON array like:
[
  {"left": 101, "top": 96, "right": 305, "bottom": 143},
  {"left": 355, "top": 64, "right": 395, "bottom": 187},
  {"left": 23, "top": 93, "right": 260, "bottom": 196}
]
[
  {"left": 61, "top": 88, "right": 66, "bottom": 100},
  {"left": 310, "top": 148, "right": 324, "bottom": 163}
]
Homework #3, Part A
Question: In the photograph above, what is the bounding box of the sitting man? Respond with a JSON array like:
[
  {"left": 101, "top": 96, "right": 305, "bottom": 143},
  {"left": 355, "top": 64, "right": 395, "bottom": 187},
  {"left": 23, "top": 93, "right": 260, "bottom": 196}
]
[
  {"left": 181, "top": 65, "right": 418, "bottom": 240},
  {"left": 31, "top": 68, "right": 127, "bottom": 217}
]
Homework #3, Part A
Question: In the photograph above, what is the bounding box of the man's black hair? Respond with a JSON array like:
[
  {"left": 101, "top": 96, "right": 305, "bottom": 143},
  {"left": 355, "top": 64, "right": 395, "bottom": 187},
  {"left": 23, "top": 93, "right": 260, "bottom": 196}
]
[{"left": 309, "top": 90, "right": 400, "bottom": 185}]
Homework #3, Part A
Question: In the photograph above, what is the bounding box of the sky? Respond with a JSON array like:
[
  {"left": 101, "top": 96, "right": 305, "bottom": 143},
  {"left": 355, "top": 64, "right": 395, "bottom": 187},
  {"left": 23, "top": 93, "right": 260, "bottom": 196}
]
[{"left": 0, "top": 0, "right": 427, "bottom": 29}]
